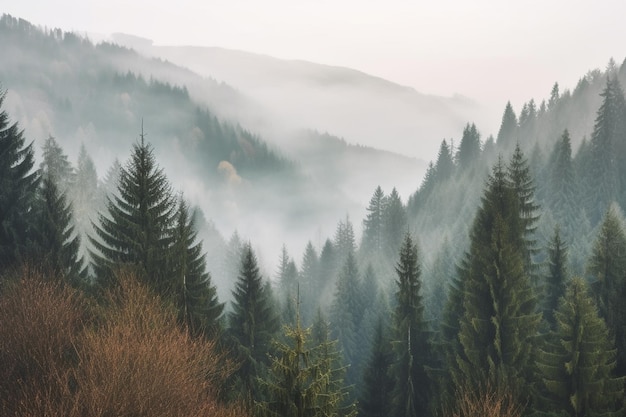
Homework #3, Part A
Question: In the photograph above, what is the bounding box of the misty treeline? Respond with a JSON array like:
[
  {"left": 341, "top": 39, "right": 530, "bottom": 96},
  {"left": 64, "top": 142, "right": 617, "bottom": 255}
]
[{"left": 3, "top": 14, "right": 626, "bottom": 417}]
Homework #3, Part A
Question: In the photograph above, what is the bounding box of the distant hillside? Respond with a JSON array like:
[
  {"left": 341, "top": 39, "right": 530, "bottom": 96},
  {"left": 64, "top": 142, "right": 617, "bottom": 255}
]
[{"left": 111, "top": 36, "right": 483, "bottom": 160}]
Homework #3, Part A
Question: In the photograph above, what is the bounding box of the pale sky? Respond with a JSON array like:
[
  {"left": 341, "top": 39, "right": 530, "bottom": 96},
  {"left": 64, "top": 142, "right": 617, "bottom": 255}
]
[{"left": 4, "top": 1, "right": 626, "bottom": 114}]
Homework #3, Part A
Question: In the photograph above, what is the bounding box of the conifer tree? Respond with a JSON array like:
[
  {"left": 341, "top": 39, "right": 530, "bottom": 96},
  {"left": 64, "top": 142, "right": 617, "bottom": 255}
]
[
  {"left": 334, "top": 215, "right": 357, "bottom": 264},
  {"left": 317, "top": 238, "right": 336, "bottom": 305},
  {"left": 39, "top": 135, "right": 74, "bottom": 193},
  {"left": 496, "top": 101, "right": 518, "bottom": 149},
  {"left": 71, "top": 144, "right": 99, "bottom": 262},
  {"left": 588, "top": 204, "right": 626, "bottom": 376},
  {"left": 258, "top": 306, "right": 356, "bottom": 417},
  {"left": 532, "top": 277, "right": 624, "bottom": 417},
  {"left": 507, "top": 144, "right": 540, "bottom": 279},
  {"left": 171, "top": 198, "right": 224, "bottom": 338},
  {"left": 586, "top": 77, "right": 626, "bottom": 223},
  {"left": 229, "top": 243, "right": 280, "bottom": 403},
  {"left": 330, "top": 251, "right": 364, "bottom": 389},
  {"left": 383, "top": 188, "right": 407, "bottom": 260},
  {"left": 389, "top": 232, "right": 430, "bottom": 417},
  {"left": 90, "top": 133, "right": 177, "bottom": 292},
  {"left": 543, "top": 226, "right": 568, "bottom": 329},
  {"left": 299, "top": 241, "right": 319, "bottom": 325},
  {"left": 361, "top": 186, "right": 386, "bottom": 258},
  {"left": 31, "top": 175, "right": 86, "bottom": 286},
  {"left": 358, "top": 318, "right": 395, "bottom": 417},
  {"left": 0, "top": 89, "right": 39, "bottom": 271},
  {"left": 454, "top": 158, "right": 540, "bottom": 400},
  {"left": 456, "top": 123, "right": 481, "bottom": 172},
  {"left": 434, "top": 139, "right": 455, "bottom": 182}
]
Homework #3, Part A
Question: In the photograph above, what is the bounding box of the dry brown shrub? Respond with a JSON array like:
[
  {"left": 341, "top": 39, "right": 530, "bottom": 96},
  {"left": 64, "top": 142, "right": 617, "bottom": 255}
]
[
  {"left": 0, "top": 267, "right": 90, "bottom": 415},
  {"left": 71, "top": 269, "right": 243, "bottom": 417},
  {"left": 443, "top": 383, "right": 526, "bottom": 417},
  {"left": 0, "top": 267, "right": 246, "bottom": 417}
]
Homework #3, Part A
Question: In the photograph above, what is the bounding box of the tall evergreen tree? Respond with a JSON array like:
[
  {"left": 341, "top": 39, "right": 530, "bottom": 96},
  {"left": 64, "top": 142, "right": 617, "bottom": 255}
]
[
  {"left": 383, "top": 188, "right": 407, "bottom": 261},
  {"left": 496, "top": 101, "right": 518, "bottom": 149},
  {"left": 358, "top": 318, "right": 395, "bottom": 417},
  {"left": 71, "top": 144, "right": 99, "bottom": 262},
  {"left": 532, "top": 277, "right": 624, "bottom": 417},
  {"left": 588, "top": 204, "right": 626, "bottom": 376},
  {"left": 455, "top": 123, "right": 481, "bottom": 172},
  {"left": 546, "top": 130, "right": 579, "bottom": 231},
  {"left": 258, "top": 307, "right": 356, "bottom": 417},
  {"left": 229, "top": 243, "right": 280, "bottom": 403},
  {"left": 39, "top": 135, "right": 74, "bottom": 192},
  {"left": 361, "top": 186, "right": 386, "bottom": 258},
  {"left": 542, "top": 226, "right": 569, "bottom": 329},
  {"left": 454, "top": 158, "right": 541, "bottom": 400},
  {"left": 330, "top": 251, "right": 364, "bottom": 389},
  {"left": 0, "top": 89, "right": 39, "bottom": 271},
  {"left": 507, "top": 144, "right": 540, "bottom": 279},
  {"left": 90, "top": 134, "right": 176, "bottom": 292},
  {"left": 434, "top": 139, "right": 455, "bottom": 182},
  {"left": 31, "top": 175, "right": 86, "bottom": 286},
  {"left": 171, "top": 198, "right": 224, "bottom": 338},
  {"left": 586, "top": 77, "right": 626, "bottom": 223},
  {"left": 334, "top": 215, "right": 357, "bottom": 264},
  {"left": 299, "top": 240, "right": 319, "bottom": 325},
  {"left": 389, "top": 232, "right": 430, "bottom": 417}
]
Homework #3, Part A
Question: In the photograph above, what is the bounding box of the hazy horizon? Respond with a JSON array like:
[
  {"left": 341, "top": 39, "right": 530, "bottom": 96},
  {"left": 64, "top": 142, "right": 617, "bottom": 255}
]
[{"left": 5, "top": 1, "right": 626, "bottom": 140}]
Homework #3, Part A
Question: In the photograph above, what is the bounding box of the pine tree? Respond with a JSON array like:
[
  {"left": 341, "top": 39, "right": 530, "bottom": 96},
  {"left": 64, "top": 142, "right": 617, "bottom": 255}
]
[
  {"left": 507, "top": 144, "right": 540, "bottom": 279},
  {"left": 454, "top": 158, "right": 541, "bottom": 400},
  {"left": 546, "top": 130, "right": 580, "bottom": 234},
  {"left": 31, "top": 175, "right": 86, "bottom": 286},
  {"left": 0, "top": 89, "right": 39, "bottom": 271},
  {"left": 229, "top": 242, "right": 280, "bottom": 403},
  {"left": 39, "top": 135, "right": 74, "bottom": 193},
  {"left": 358, "top": 318, "right": 395, "bottom": 417},
  {"left": 90, "top": 133, "right": 177, "bottom": 292},
  {"left": 258, "top": 307, "right": 356, "bottom": 417},
  {"left": 588, "top": 204, "right": 626, "bottom": 376},
  {"left": 389, "top": 232, "right": 430, "bottom": 417},
  {"left": 456, "top": 123, "right": 481, "bottom": 172},
  {"left": 586, "top": 77, "right": 626, "bottom": 223},
  {"left": 334, "top": 215, "right": 357, "bottom": 264},
  {"left": 435, "top": 139, "right": 455, "bottom": 182},
  {"left": 361, "top": 186, "right": 386, "bottom": 258},
  {"left": 71, "top": 144, "right": 99, "bottom": 263},
  {"left": 171, "top": 198, "right": 224, "bottom": 338},
  {"left": 496, "top": 101, "right": 518, "bottom": 149},
  {"left": 542, "top": 226, "right": 569, "bottom": 329},
  {"left": 330, "top": 251, "right": 364, "bottom": 389},
  {"left": 532, "top": 277, "right": 624, "bottom": 417},
  {"left": 299, "top": 241, "right": 319, "bottom": 325},
  {"left": 276, "top": 245, "right": 299, "bottom": 322},
  {"left": 383, "top": 188, "right": 407, "bottom": 261}
]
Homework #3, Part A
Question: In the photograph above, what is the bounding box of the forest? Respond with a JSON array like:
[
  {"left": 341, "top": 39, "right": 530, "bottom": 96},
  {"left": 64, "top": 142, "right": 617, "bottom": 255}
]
[{"left": 2, "top": 14, "right": 626, "bottom": 417}]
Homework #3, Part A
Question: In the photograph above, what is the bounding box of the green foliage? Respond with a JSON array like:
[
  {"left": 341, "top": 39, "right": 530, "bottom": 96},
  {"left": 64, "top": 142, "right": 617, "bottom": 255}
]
[
  {"left": 496, "top": 101, "right": 518, "bottom": 149},
  {"left": 361, "top": 186, "right": 386, "bottom": 258},
  {"left": 0, "top": 89, "right": 39, "bottom": 271},
  {"left": 542, "top": 226, "right": 568, "bottom": 329},
  {"left": 456, "top": 123, "right": 481, "bottom": 172},
  {"left": 389, "top": 232, "right": 431, "bottom": 417},
  {"left": 358, "top": 318, "right": 394, "bottom": 417},
  {"left": 229, "top": 243, "right": 280, "bottom": 403},
  {"left": 454, "top": 159, "right": 540, "bottom": 400},
  {"left": 170, "top": 198, "right": 224, "bottom": 338},
  {"left": 532, "top": 277, "right": 624, "bottom": 417},
  {"left": 258, "top": 310, "right": 356, "bottom": 417},
  {"left": 90, "top": 134, "right": 177, "bottom": 292},
  {"left": 588, "top": 204, "right": 626, "bottom": 375}
]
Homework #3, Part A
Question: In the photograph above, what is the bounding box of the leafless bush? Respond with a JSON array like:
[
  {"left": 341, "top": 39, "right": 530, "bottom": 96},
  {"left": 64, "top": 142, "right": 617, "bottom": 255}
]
[{"left": 443, "top": 383, "right": 525, "bottom": 417}]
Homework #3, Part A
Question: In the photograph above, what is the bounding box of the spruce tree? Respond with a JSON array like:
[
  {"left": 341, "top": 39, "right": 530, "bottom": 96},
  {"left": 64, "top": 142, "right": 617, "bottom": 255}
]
[
  {"left": 299, "top": 241, "right": 319, "bottom": 325},
  {"left": 0, "top": 89, "right": 39, "bottom": 271},
  {"left": 455, "top": 123, "right": 481, "bottom": 172},
  {"left": 543, "top": 226, "right": 569, "bottom": 329},
  {"left": 389, "top": 232, "right": 430, "bottom": 417},
  {"left": 90, "top": 133, "right": 176, "bottom": 292},
  {"left": 588, "top": 204, "right": 626, "bottom": 376},
  {"left": 39, "top": 135, "right": 74, "bottom": 193},
  {"left": 258, "top": 307, "right": 356, "bottom": 417},
  {"left": 71, "top": 144, "right": 99, "bottom": 259},
  {"left": 507, "top": 143, "right": 540, "bottom": 279},
  {"left": 496, "top": 101, "right": 518, "bottom": 149},
  {"left": 532, "top": 277, "right": 624, "bottom": 417},
  {"left": 383, "top": 188, "right": 407, "bottom": 261},
  {"left": 31, "top": 175, "right": 86, "bottom": 286},
  {"left": 454, "top": 158, "right": 541, "bottom": 400},
  {"left": 229, "top": 242, "right": 280, "bottom": 403},
  {"left": 434, "top": 139, "right": 455, "bottom": 182},
  {"left": 361, "top": 186, "right": 386, "bottom": 259},
  {"left": 171, "top": 198, "right": 224, "bottom": 338},
  {"left": 358, "top": 318, "right": 395, "bottom": 417}
]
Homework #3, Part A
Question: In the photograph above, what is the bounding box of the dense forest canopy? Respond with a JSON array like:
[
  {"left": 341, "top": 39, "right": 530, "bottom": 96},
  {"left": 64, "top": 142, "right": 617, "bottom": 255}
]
[{"left": 2, "top": 13, "right": 626, "bottom": 417}]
